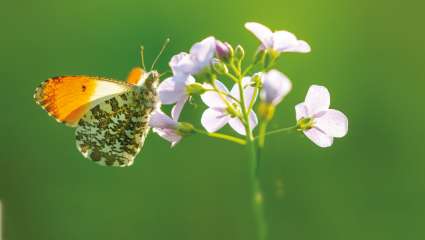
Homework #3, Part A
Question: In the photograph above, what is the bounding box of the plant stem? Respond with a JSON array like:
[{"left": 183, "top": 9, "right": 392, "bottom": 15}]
[
  {"left": 233, "top": 69, "right": 267, "bottom": 240},
  {"left": 258, "top": 121, "right": 268, "bottom": 148},
  {"left": 260, "top": 125, "right": 298, "bottom": 138},
  {"left": 193, "top": 128, "right": 246, "bottom": 145}
]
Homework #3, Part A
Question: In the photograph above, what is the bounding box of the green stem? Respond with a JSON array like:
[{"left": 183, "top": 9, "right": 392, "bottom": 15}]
[
  {"left": 193, "top": 128, "right": 246, "bottom": 145},
  {"left": 234, "top": 71, "right": 267, "bottom": 240},
  {"left": 258, "top": 121, "right": 268, "bottom": 148},
  {"left": 259, "top": 125, "right": 298, "bottom": 138}
]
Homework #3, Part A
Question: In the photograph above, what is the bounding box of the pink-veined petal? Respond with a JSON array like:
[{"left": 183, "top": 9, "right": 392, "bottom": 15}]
[
  {"left": 284, "top": 40, "right": 311, "bottom": 53},
  {"left": 230, "top": 77, "right": 256, "bottom": 108},
  {"left": 295, "top": 103, "right": 309, "bottom": 120},
  {"left": 169, "top": 52, "right": 196, "bottom": 75},
  {"left": 315, "top": 109, "right": 348, "bottom": 138},
  {"left": 201, "top": 108, "right": 230, "bottom": 133},
  {"left": 303, "top": 128, "right": 333, "bottom": 148},
  {"left": 171, "top": 96, "right": 189, "bottom": 120},
  {"left": 305, "top": 85, "right": 330, "bottom": 116},
  {"left": 201, "top": 80, "right": 230, "bottom": 108},
  {"left": 228, "top": 118, "right": 246, "bottom": 135},
  {"left": 272, "top": 31, "right": 310, "bottom": 53},
  {"left": 189, "top": 36, "right": 216, "bottom": 73},
  {"left": 245, "top": 22, "right": 273, "bottom": 48},
  {"left": 158, "top": 76, "right": 186, "bottom": 104},
  {"left": 248, "top": 110, "right": 258, "bottom": 130},
  {"left": 153, "top": 128, "right": 182, "bottom": 147},
  {"left": 228, "top": 111, "right": 258, "bottom": 136},
  {"left": 149, "top": 110, "right": 178, "bottom": 129}
]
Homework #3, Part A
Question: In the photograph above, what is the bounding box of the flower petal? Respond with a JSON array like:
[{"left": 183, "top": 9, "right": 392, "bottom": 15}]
[
  {"left": 295, "top": 103, "right": 309, "bottom": 121},
  {"left": 169, "top": 52, "right": 195, "bottom": 75},
  {"left": 315, "top": 109, "right": 348, "bottom": 138},
  {"left": 305, "top": 85, "right": 330, "bottom": 116},
  {"left": 260, "top": 70, "right": 292, "bottom": 105},
  {"left": 228, "top": 111, "right": 257, "bottom": 136},
  {"left": 245, "top": 22, "right": 273, "bottom": 48},
  {"left": 228, "top": 118, "right": 246, "bottom": 135},
  {"left": 303, "top": 128, "right": 333, "bottom": 148},
  {"left": 201, "top": 108, "right": 230, "bottom": 133},
  {"left": 158, "top": 76, "right": 186, "bottom": 104},
  {"left": 248, "top": 110, "right": 259, "bottom": 130},
  {"left": 285, "top": 40, "right": 311, "bottom": 53},
  {"left": 171, "top": 96, "right": 188, "bottom": 120},
  {"left": 189, "top": 36, "right": 216, "bottom": 73},
  {"left": 272, "top": 31, "right": 311, "bottom": 53},
  {"left": 149, "top": 110, "right": 178, "bottom": 129},
  {"left": 230, "top": 77, "right": 256, "bottom": 108},
  {"left": 201, "top": 80, "right": 230, "bottom": 108},
  {"left": 153, "top": 128, "right": 182, "bottom": 147}
]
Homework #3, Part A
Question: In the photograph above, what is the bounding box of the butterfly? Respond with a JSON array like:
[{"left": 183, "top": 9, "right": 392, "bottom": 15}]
[{"left": 34, "top": 67, "right": 160, "bottom": 167}]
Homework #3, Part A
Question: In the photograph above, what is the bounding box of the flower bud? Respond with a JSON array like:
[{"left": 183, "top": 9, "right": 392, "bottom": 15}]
[
  {"left": 177, "top": 122, "right": 195, "bottom": 135},
  {"left": 215, "top": 40, "right": 233, "bottom": 62},
  {"left": 258, "top": 102, "right": 276, "bottom": 121},
  {"left": 185, "top": 82, "right": 207, "bottom": 95},
  {"left": 234, "top": 45, "right": 245, "bottom": 62},
  {"left": 260, "top": 70, "right": 292, "bottom": 106},
  {"left": 211, "top": 59, "right": 229, "bottom": 75}
]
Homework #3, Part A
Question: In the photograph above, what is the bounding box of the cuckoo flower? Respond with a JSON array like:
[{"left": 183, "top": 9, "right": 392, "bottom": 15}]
[
  {"left": 149, "top": 110, "right": 182, "bottom": 147},
  {"left": 260, "top": 70, "right": 292, "bottom": 105},
  {"left": 170, "top": 36, "right": 216, "bottom": 75},
  {"left": 157, "top": 74, "right": 195, "bottom": 119},
  {"left": 201, "top": 78, "right": 258, "bottom": 135},
  {"left": 245, "top": 22, "right": 311, "bottom": 54},
  {"left": 158, "top": 36, "right": 216, "bottom": 118},
  {"left": 295, "top": 85, "right": 348, "bottom": 148}
]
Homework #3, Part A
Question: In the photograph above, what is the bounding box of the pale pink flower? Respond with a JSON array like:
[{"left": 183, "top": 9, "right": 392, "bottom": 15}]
[
  {"left": 260, "top": 70, "right": 292, "bottom": 105},
  {"left": 157, "top": 74, "right": 195, "bottom": 119},
  {"left": 149, "top": 110, "right": 182, "bottom": 147},
  {"left": 245, "top": 22, "right": 311, "bottom": 53},
  {"left": 295, "top": 85, "right": 348, "bottom": 148},
  {"left": 158, "top": 36, "right": 216, "bottom": 119},
  {"left": 169, "top": 36, "right": 216, "bottom": 75},
  {"left": 200, "top": 79, "right": 258, "bottom": 135}
]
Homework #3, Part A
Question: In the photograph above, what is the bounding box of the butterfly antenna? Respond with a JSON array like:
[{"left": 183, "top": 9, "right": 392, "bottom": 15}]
[
  {"left": 140, "top": 45, "right": 147, "bottom": 70},
  {"left": 150, "top": 38, "right": 170, "bottom": 71},
  {"left": 159, "top": 70, "right": 172, "bottom": 78}
]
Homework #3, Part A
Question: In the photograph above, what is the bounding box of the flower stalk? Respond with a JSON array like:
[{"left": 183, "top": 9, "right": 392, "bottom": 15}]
[{"left": 150, "top": 21, "right": 348, "bottom": 240}]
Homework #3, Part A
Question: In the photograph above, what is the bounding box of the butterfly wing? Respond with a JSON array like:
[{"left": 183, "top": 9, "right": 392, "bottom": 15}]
[
  {"left": 75, "top": 71, "right": 159, "bottom": 167},
  {"left": 34, "top": 76, "right": 132, "bottom": 126}
]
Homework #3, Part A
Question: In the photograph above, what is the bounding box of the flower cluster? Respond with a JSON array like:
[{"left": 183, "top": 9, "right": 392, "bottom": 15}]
[{"left": 149, "top": 22, "right": 348, "bottom": 148}]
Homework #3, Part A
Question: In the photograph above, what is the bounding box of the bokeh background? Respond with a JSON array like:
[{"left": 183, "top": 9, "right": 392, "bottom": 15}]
[{"left": 1, "top": 0, "right": 424, "bottom": 239}]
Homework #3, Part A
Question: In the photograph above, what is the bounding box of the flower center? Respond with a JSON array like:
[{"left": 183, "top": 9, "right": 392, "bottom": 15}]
[{"left": 297, "top": 117, "right": 314, "bottom": 131}]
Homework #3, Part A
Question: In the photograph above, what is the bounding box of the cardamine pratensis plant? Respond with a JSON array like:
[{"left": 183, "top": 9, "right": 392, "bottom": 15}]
[{"left": 149, "top": 22, "right": 349, "bottom": 240}]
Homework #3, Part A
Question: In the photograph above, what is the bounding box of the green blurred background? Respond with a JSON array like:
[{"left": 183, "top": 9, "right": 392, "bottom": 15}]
[{"left": 1, "top": 0, "right": 424, "bottom": 239}]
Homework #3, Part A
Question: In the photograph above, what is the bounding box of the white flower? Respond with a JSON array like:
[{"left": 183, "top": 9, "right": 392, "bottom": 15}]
[
  {"left": 170, "top": 36, "right": 216, "bottom": 75},
  {"left": 245, "top": 22, "right": 311, "bottom": 53},
  {"left": 157, "top": 74, "right": 195, "bottom": 119},
  {"left": 158, "top": 37, "right": 216, "bottom": 119},
  {"left": 295, "top": 85, "right": 348, "bottom": 148},
  {"left": 200, "top": 79, "right": 258, "bottom": 135},
  {"left": 260, "top": 70, "right": 292, "bottom": 105},
  {"left": 149, "top": 110, "right": 182, "bottom": 147}
]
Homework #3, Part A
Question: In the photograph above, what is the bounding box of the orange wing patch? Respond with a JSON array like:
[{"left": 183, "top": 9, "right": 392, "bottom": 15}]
[
  {"left": 34, "top": 76, "right": 131, "bottom": 126},
  {"left": 127, "top": 67, "right": 145, "bottom": 85}
]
